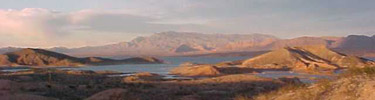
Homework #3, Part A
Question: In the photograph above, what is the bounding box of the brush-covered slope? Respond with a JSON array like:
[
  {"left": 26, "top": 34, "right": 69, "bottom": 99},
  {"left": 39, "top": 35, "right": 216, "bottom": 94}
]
[
  {"left": 242, "top": 45, "right": 374, "bottom": 71},
  {"left": 254, "top": 71, "right": 375, "bottom": 100},
  {"left": 0, "top": 48, "right": 163, "bottom": 67}
]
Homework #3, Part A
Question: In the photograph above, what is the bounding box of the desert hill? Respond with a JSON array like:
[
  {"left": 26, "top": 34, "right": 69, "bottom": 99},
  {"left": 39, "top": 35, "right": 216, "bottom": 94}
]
[
  {"left": 170, "top": 64, "right": 222, "bottom": 76},
  {"left": 254, "top": 68, "right": 375, "bottom": 100},
  {"left": 0, "top": 48, "right": 163, "bottom": 67},
  {"left": 0, "top": 48, "right": 84, "bottom": 66},
  {"left": 241, "top": 45, "right": 374, "bottom": 71},
  {"left": 333, "top": 35, "right": 375, "bottom": 57}
]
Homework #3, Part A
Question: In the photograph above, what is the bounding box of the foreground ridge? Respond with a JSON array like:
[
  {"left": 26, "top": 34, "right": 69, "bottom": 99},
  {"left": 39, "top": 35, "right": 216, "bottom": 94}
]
[{"left": 241, "top": 45, "right": 374, "bottom": 71}]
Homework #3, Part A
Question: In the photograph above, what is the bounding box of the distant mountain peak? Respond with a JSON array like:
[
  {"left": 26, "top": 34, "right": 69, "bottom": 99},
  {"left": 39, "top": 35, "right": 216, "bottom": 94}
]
[
  {"left": 174, "top": 44, "right": 202, "bottom": 53},
  {"left": 154, "top": 31, "right": 201, "bottom": 35},
  {"left": 1, "top": 33, "right": 373, "bottom": 57}
]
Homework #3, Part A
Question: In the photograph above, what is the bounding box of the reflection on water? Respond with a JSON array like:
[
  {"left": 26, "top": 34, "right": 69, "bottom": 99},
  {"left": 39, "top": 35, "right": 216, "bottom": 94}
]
[{"left": 1, "top": 68, "right": 30, "bottom": 72}]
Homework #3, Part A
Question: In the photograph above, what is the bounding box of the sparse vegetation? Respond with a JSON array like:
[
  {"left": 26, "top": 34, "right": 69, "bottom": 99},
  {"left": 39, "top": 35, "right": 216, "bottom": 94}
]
[
  {"left": 235, "top": 83, "right": 307, "bottom": 100},
  {"left": 244, "top": 66, "right": 375, "bottom": 100},
  {"left": 0, "top": 69, "right": 290, "bottom": 100},
  {"left": 342, "top": 66, "right": 375, "bottom": 77}
]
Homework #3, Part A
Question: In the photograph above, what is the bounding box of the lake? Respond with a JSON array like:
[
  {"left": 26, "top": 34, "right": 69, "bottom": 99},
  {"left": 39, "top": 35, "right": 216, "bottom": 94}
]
[
  {"left": 62, "top": 56, "right": 337, "bottom": 83},
  {"left": 62, "top": 56, "right": 250, "bottom": 75},
  {"left": 2, "top": 56, "right": 374, "bottom": 83}
]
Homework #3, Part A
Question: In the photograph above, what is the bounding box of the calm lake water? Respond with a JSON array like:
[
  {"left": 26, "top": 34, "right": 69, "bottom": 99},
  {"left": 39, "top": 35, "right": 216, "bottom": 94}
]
[
  {"left": 2, "top": 57, "right": 374, "bottom": 83},
  {"left": 63, "top": 56, "right": 250, "bottom": 75}
]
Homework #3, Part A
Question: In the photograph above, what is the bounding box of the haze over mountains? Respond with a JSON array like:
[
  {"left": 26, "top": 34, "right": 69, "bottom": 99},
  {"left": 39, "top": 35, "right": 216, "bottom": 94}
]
[
  {"left": 46, "top": 31, "right": 279, "bottom": 57},
  {"left": 1, "top": 31, "right": 374, "bottom": 58}
]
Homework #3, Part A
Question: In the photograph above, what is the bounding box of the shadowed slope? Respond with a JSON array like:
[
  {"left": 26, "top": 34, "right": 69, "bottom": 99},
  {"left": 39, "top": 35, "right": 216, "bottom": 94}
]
[{"left": 296, "top": 45, "right": 370, "bottom": 68}]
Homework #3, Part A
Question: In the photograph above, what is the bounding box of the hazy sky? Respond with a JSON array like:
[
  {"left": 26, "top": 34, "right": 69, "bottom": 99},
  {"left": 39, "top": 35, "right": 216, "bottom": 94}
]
[{"left": 0, "top": 0, "right": 374, "bottom": 48}]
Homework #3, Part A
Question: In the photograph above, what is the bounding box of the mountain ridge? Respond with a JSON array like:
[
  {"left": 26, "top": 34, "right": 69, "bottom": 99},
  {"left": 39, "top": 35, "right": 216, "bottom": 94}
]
[{"left": 0, "top": 32, "right": 374, "bottom": 58}]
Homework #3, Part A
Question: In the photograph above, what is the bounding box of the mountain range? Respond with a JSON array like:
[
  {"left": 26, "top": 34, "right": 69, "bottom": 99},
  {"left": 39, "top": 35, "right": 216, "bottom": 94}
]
[{"left": 1, "top": 31, "right": 374, "bottom": 58}]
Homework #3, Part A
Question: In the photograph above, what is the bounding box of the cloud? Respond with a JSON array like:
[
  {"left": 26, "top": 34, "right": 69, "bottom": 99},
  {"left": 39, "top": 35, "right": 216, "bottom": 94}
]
[
  {"left": 0, "top": 8, "right": 63, "bottom": 36},
  {"left": 0, "top": 0, "right": 374, "bottom": 47},
  {"left": 0, "top": 8, "right": 208, "bottom": 47}
]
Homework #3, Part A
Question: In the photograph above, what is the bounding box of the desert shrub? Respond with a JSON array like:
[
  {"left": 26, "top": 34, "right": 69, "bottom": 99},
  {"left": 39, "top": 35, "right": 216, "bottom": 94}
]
[{"left": 235, "top": 84, "right": 306, "bottom": 100}]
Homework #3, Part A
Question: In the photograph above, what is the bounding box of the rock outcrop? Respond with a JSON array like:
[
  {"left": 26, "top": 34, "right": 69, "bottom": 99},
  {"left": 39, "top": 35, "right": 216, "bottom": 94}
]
[
  {"left": 241, "top": 45, "right": 374, "bottom": 71},
  {"left": 123, "top": 72, "right": 163, "bottom": 82},
  {"left": 170, "top": 65, "right": 221, "bottom": 76},
  {"left": 0, "top": 48, "right": 163, "bottom": 67}
]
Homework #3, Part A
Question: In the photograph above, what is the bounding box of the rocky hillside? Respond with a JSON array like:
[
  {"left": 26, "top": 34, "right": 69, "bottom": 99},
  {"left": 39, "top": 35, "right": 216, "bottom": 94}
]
[
  {"left": 0, "top": 48, "right": 84, "bottom": 66},
  {"left": 253, "top": 69, "right": 375, "bottom": 100},
  {"left": 334, "top": 35, "right": 375, "bottom": 57},
  {"left": 170, "top": 64, "right": 222, "bottom": 76},
  {"left": 0, "top": 48, "right": 163, "bottom": 67},
  {"left": 0, "top": 47, "right": 22, "bottom": 54},
  {"left": 241, "top": 45, "right": 374, "bottom": 71}
]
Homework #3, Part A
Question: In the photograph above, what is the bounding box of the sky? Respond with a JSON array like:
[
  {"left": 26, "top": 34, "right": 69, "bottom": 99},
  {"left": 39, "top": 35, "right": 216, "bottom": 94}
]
[{"left": 0, "top": 0, "right": 374, "bottom": 48}]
